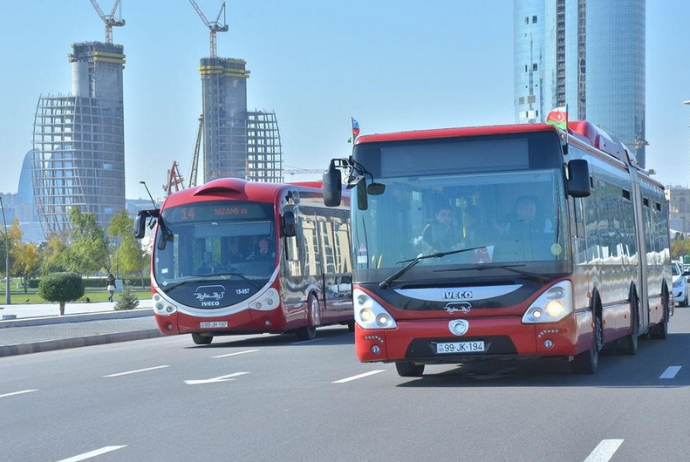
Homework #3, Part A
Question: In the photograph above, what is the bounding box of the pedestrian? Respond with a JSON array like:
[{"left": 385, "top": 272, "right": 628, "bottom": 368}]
[{"left": 106, "top": 273, "right": 116, "bottom": 302}]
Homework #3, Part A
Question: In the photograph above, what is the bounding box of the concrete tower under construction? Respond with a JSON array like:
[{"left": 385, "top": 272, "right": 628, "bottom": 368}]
[
  {"left": 199, "top": 59, "right": 282, "bottom": 183},
  {"left": 32, "top": 41, "right": 126, "bottom": 233}
]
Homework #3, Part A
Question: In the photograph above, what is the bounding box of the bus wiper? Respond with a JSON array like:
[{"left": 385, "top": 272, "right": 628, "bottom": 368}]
[
  {"left": 211, "top": 271, "right": 261, "bottom": 290},
  {"left": 437, "top": 263, "right": 549, "bottom": 283},
  {"left": 379, "top": 246, "right": 485, "bottom": 289}
]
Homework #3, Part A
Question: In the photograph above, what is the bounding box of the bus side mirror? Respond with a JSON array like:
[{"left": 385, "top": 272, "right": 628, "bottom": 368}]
[
  {"left": 282, "top": 211, "right": 296, "bottom": 237},
  {"left": 357, "top": 178, "right": 368, "bottom": 210},
  {"left": 323, "top": 162, "right": 342, "bottom": 207},
  {"left": 134, "top": 210, "right": 157, "bottom": 239},
  {"left": 567, "top": 159, "right": 591, "bottom": 198}
]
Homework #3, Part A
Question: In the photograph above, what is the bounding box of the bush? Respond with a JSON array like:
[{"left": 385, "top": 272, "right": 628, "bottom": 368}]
[
  {"left": 114, "top": 285, "right": 140, "bottom": 311},
  {"left": 38, "top": 272, "right": 85, "bottom": 316}
]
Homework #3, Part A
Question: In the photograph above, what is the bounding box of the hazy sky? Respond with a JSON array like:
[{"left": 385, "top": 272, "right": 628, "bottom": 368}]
[{"left": 1, "top": 0, "right": 689, "bottom": 200}]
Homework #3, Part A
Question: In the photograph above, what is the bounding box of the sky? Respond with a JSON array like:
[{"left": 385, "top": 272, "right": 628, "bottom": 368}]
[{"left": 1, "top": 1, "right": 690, "bottom": 200}]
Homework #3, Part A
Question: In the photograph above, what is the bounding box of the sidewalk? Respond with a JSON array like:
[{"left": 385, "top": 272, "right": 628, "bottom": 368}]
[{"left": 0, "top": 299, "right": 161, "bottom": 357}]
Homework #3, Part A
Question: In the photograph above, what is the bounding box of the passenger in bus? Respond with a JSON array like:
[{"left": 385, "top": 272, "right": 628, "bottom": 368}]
[
  {"left": 248, "top": 237, "right": 275, "bottom": 260},
  {"left": 197, "top": 251, "right": 217, "bottom": 275},
  {"left": 228, "top": 240, "right": 246, "bottom": 262},
  {"left": 422, "top": 203, "right": 464, "bottom": 252},
  {"left": 499, "top": 195, "right": 555, "bottom": 260}
]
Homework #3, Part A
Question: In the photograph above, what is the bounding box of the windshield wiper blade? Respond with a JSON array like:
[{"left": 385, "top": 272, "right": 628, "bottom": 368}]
[
  {"left": 436, "top": 263, "right": 550, "bottom": 283},
  {"left": 379, "top": 246, "right": 486, "bottom": 289},
  {"left": 211, "top": 271, "right": 261, "bottom": 290}
]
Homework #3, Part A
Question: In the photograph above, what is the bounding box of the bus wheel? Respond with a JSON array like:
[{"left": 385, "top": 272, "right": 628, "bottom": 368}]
[
  {"left": 620, "top": 293, "right": 639, "bottom": 355},
  {"left": 295, "top": 295, "right": 319, "bottom": 341},
  {"left": 346, "top": 321, "right": 355, "bottom": 332},
  {"left": 395, "top": 361, "right": 424, "bottom": 377},
  {"left": 571, "top": 313, "right": 602, "bottom": 374},
  {"left": 649, "top": 290, "right": 670, "bottom": 340},
  {"left": 191, "top": 333, "right": 213, "bottom": 345}
]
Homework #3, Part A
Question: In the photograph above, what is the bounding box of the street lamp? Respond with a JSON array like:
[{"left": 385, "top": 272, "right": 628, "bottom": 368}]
[{"left": 0, "top": 197, "right": 10, "bottom": 305}]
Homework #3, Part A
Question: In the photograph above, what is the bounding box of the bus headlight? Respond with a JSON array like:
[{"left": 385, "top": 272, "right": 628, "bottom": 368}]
[
  {"left": 354, "top": 288, "right": 397, "bottom": 329},
  {"left": 249, "top": 289, "right": 280, "bottom": 311},
  {"left": 152, "top": 293, "right": 177, "bottom": 316},
  {"left": 522, "top": 281, "right": 573, "bottom": 324}
]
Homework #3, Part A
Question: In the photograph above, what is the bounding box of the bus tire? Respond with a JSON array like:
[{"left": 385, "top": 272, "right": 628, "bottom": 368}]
[
  {"left": 395, "top": 361, "right": 424, "bottom": 377},
  {"left": 295, "top": 294, "right": 319, "bottom": 341},
  {"left": 191, "top": 333, "right": 213, "bottom": 345},
  {"left": 346, "top": 321, "right": 355, "bottom": 332},
  {"left": 620, "top": 289, "right": 639, "bottom": 355},
  {"left": 571, "top": 308, "right": 602, "bottom": 374},
  {"left": 649, "top": 288, "right": 670, "bottom": 340}
]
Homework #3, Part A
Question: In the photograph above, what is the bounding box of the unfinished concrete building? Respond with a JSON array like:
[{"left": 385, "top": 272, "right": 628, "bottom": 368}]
[
  {"left": 32, "top": 42, "right": 126, "bottom": 234},
  {"left": 199, "top": 57, "right": 282, "bottom": 183}
]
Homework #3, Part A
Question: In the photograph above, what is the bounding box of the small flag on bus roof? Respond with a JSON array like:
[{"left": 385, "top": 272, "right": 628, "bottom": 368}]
[
  {"left": 349, "top": 118, "right": 360, "bottom": 143},
  {"left": 546, "top": 105, "right": 568, "bottom": 131}
]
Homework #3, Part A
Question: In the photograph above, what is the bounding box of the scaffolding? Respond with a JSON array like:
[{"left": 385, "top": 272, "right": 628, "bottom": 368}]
[{"left": 246, "top": 111, "right": 283, "bottom": 183}]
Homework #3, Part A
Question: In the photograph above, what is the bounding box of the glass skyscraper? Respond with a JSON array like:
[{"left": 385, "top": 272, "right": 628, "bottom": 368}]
[{"left": 514, "top": 0, "right": 647, "bottom": 166}]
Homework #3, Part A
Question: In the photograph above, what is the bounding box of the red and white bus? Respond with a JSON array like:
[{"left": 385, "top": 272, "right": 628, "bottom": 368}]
[
  {"left": 135, "top": 178, "right": 353, "bottom": 344},
  {"left": 323, "top": 120, "right": 672, "bottom": 375}
]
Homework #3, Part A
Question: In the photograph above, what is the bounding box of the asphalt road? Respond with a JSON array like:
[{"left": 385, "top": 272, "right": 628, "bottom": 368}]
[{"left": 2, "top": 309, "right": 690, "bottom": 462}]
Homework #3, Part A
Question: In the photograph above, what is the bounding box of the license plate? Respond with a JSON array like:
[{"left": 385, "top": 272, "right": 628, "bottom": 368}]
[
  {"left": 200, "top": 321, "right": 228, "bottom": 328},
  {"left": 436, "top": 341, "right": 485, "bottom": 354}
]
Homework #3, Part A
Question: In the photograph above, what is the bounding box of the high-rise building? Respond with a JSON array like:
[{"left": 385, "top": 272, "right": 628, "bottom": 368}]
[
  {"left": 199, "top": 58, "right": 282, "bottom": 183},
  {"left": 31, "top": 42, "right": 126, "bottom": 234},
  {"left": 514, "top": 0, "right": 647, "bottom": 166}
]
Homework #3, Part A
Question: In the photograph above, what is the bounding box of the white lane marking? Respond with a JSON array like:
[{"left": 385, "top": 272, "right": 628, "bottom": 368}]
[
  {"left": 185, "top": 371, "right": 250, "bottom": 385},
  {"left": 659, "top": 366, "right": 682, "bottom": 379},
  {"left": 291, "top": 337, "right": 326, "bottom": 345},
  {"left": 55, "top": 445, "right": 126, "bottom": 462},
  {"left": 333, "top": 370, "right": 385, "bottom": 384},
  {"left": 0, "top": 389, "right": 38, "bottom": 399},
  {"left": 213, "top": 349, "right": 259, "bottom": 358},
  {"left": 104, "top": 365, "right": 170, "bottom": 378},
  {"left": 583, "top": 439, "right": 624, "bottom": 462}
]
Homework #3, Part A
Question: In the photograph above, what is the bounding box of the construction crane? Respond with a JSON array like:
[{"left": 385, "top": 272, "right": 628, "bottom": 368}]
[
  {"left": 163, "top": 161, "right": 185, "bottom": 197},
  {"left": 189, "top": 114, "right": 204, "bottom": 188},
  {"left": 89, "top": 0, "right": 125, "bottom": 44},
  {"left": 283, "top": 166, "right": 325, "bottom": 176},
  {"left": 188, "top": 0, "right": 229, "bottom": 58}
]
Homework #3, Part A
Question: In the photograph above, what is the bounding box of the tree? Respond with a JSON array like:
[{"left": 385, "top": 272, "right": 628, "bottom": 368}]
[
  {"left": 114, "top": 285, "right": 140, "bottom": 311},
  {"left": 671, "top": 234, "right": 690, "bottom": 263},
  {"left": 38, "top": 272, "right": 85, "bottom": 316},
  {"left": 62, "top": 208, "right": 110, "bottom": 274},
  {"left": 39, "top": 233, "right": 69, "bottom": 275},
  {"left": 108, "top": 210, "right": 149, "bottom": 280},
  {"left": 5, "top": 219, "right": 40, "bottom": 293}
]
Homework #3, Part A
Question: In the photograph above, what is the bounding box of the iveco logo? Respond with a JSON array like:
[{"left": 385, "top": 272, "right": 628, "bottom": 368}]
[
  {"left": 443, "top": 291, "right": 473, "bottom": 300},
  {"left": 444, "top": 302, "right": 472, "bottom": 314},
  {"left": 193, "top": 285, "right": 226, "bottom": 302},
  {"left": 448, "top": 319, "right": 469, "bottom": 336}
]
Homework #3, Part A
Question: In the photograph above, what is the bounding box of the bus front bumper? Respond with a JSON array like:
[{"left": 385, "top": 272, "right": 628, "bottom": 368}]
[{"left": 354, "top": 313, "right": 589, "bottom": 364}]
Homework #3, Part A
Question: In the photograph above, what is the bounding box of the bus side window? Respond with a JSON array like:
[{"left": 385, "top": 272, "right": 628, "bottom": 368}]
[{"left": 285, "top": 234, "right": 301, "bottom": 277}]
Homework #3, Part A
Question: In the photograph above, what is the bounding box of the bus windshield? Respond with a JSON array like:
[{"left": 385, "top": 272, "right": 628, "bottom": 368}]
[
  {"left": 153, "top": 200, "right": 277, "bottom": 288},
  {"left": 351, "top": 168, "right": 569, "bottom": 281}
]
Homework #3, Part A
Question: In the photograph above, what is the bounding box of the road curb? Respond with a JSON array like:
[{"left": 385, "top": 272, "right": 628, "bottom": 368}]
[
  {"left": 0, "top": 329, "right": 162, "bottom": 358},
  {"left": 0, "top": 308, "right": 153, "bottom": 328}
]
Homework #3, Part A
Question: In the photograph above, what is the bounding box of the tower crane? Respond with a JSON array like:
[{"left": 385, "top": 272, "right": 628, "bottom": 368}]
[
  {"left": 188, "top": 0, "right": 229, "bottom": 58},
  {"left": 189, "top": 114, "right": 204, "bottom": 188},
  {"left": 283, "top": 166, "right": 325, "bottom": 176},
  {"left": 163, "top": 161, "right": 185, "bottom": 197},
  {"left": 89, "top": 0, "right": 125, "bottom": 44}
]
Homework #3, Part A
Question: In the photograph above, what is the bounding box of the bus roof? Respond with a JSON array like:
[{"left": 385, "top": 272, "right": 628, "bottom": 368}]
[
  {"left": 354, "top": 121, "right": 659, "bottom": 185},
  {"left": 354, "top": 123, "right": 556, "bottom": 144},
  {"left": 162, "top": 178, "right": 324, "bottom": 208}
]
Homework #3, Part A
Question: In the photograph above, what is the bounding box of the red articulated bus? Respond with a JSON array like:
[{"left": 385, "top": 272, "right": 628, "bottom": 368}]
[
  {"left": 323, "top": 121, "right": 672, "bottom": 375},
  {"left": 135, "top": 178, "right": 353, "bottom": 345}
]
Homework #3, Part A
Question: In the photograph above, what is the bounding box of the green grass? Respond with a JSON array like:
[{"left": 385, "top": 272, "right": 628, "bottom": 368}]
[{"left": 1, "top": 288, "right": 152, "bottom": 304}]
